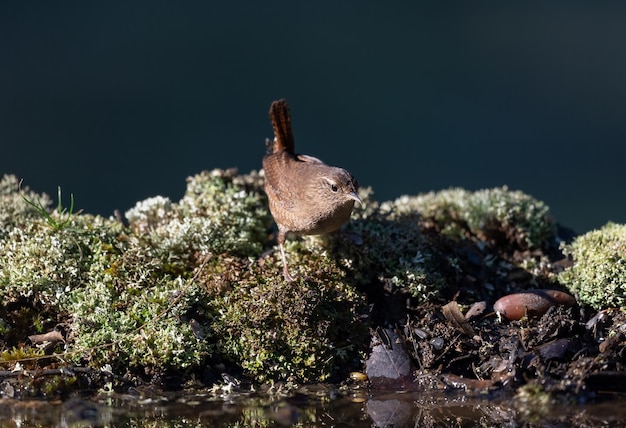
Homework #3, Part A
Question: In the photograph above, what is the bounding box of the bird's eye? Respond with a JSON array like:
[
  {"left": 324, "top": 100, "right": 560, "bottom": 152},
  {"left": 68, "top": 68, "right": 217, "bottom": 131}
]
[{"left": 330, "top": 184, "right": 338, "bottom": 192}]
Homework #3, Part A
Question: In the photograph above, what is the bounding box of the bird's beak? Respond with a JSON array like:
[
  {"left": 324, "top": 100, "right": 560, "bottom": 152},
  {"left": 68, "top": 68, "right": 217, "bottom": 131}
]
[{"left": 348, "top": 192, "right": 362, "bottom": 204}]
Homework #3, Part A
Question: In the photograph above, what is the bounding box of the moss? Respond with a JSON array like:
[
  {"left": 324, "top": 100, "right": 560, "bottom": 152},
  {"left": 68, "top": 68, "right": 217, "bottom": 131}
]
[
  {"left": 177, "top": 168, "right": 271, "bottom": 257},
  {"left": 38, "top": 374, "right": 78, "bottom": 398},
  {"left": 390, "top": 186, "right": 555, "bottom": 250},
  {"left": 341, "top": 190, "right": 449, "bottom": 303},
  {"left": 0, "top": 204, "right": 124, "bottom": 348},
  {"left": 206, "top": 257, "right": 368, "bottom": 382},
  {"left": 0, "top": 170, "right": 280, "bottom": 379},
  {"left": 0, "top": 174, "right": 52, "bottom": 237},
  {"left": 0, "top": 175, "right": 211, "bottom": 374},
  {"left": 67, "top": 168, "right": 273, "bottom": 372},
  {"left": 0, "top": 345, "right": 46, "bottom": 363},
  {"left": 64, "top": 236, "right": 214, "bottom": 372},
  {"left": 558, "top": 222, "right": 626, "bottom": 309},
  {"left": 0, "top": 171, "right": 570, "bottom": 387},
  {"left": 125, "top": 170, "right": 271, "bottom": 273},
  {"left": 72, "top": 309, "right": 211, "bottom": 372}
]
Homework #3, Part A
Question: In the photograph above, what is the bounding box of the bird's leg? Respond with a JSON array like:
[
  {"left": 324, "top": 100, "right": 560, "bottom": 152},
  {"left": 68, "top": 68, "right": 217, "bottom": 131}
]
[
  {"left": 277, "top": 230, "right": 295, "bottom": 282},
  {"left": 279, "top": 243, "right": 295, "bottom": 282}
]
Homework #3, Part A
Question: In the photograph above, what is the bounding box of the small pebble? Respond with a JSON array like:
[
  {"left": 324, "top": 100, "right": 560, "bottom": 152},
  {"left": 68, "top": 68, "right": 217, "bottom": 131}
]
[
  {"left": 413, "top": 327, "right": 429, "bottom": 340},
  {"left": 430, "top": 337, "right": 445, "bottom": 351},
  {"left": 350, "top": 372, "right": 368, "bottom": 381}
]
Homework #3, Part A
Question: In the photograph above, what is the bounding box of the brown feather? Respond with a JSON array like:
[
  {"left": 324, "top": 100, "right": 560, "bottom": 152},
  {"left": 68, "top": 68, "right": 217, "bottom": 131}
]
[{"left": 269, "top": 99, "right": 295, "bottom": 154}]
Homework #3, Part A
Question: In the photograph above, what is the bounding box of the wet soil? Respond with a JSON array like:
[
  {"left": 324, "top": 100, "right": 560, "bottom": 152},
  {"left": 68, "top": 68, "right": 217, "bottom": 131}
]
[{"left": 360, "top": 223, "right": 626, "bottom": 403}]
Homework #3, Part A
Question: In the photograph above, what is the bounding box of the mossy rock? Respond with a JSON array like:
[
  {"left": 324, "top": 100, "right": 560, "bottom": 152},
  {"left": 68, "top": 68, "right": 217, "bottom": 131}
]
[{"left": 559, "top": 222, "right": 626, "bottom": 309}]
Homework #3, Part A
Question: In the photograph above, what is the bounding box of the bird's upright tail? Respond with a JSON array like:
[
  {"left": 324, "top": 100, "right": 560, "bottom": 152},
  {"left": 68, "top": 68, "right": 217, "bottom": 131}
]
[{"left": 268, "top": 99, "right": 295, "bottom": 154}]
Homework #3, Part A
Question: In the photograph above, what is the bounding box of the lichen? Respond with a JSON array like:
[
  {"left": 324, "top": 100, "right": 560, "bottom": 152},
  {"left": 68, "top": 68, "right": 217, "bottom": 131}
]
[{"left": 558, "top": 222, "right": 626, "bottom": 309}]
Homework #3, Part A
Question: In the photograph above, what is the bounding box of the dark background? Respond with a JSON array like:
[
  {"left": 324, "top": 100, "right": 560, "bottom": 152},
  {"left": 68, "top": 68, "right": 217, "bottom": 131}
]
[{"left": 2, "top": 3, "right": 625, "bottom": 234}]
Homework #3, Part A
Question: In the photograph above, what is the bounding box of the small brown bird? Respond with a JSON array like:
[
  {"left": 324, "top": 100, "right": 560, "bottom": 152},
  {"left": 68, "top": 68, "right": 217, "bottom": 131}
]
[{"left": 262, "top": 99, "right": 361, "bottom": 281}]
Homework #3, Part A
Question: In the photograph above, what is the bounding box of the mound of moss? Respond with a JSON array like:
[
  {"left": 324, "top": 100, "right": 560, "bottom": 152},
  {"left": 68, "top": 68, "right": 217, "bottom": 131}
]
[
  {"left": 559, "top": 222, "right": 626, "bottom": 309},
  {"left": 339, "top": 188, "right": 449, "bottom": 303},
  {"left": 390, "top": 186, "right": 555, "bottom": 250},
  {"left": 0, "top": 171, "right": 369, "bottom": 384},
  {"left": 0, "top": 171, "right": 568, "bottom": 388},
  {"left": 207, "top": 264, "right": 367, "bottom": 382}
]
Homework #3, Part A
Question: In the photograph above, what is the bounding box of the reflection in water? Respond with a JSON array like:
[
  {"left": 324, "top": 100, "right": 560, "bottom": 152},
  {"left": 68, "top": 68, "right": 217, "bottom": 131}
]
[{"left": 1, "top": 390, "right": 626, "bottom": 427}]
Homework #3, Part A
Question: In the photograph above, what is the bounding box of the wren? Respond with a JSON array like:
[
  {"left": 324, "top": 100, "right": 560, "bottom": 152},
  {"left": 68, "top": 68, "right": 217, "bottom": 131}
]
[{"left": 262, "top": 99, "right": 361, "bottom": 281}]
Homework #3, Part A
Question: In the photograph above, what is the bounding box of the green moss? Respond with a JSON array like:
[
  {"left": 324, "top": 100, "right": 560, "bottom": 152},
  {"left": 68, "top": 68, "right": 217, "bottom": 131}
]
[
  {"left": 0, "top": 171, "right": 368, "bottom": 382},
  {"left": 0, "top": 346, "right": 45, "bottom": 363},
  {"left": 0, "top": 172, "right": 565, "bottom": 386},
  {"left": 124, "top": 170, "right": 271, "bottom": 272},
  {"left": 390, "top": 186, "right": 555, "bottom": 249},
  {"left": 558, "top": 222, "right": 626, "bottom": 309},
  {"left": 65, "top": 235, "right": 214, "bottom": 371},
  {"left": 0, "top": 174, "right": 52, "bottom": 237},
  {"left": 177, "top": 169, "right": 271, "bottom": 257},
  {"left": 0, "top": 174, "right": 218, "bottom": 374},
  {"left": 206, "top": 253, "right": 368, "bottom": 383},
  {"left": 0, "top": 218, "right": 106, "bottom": 309},
  {"left": 0, "top": 318, "right": 8, "bottom": 336},
  {"left": 342, "top": 192, "right": 448, "bottom": 302}
]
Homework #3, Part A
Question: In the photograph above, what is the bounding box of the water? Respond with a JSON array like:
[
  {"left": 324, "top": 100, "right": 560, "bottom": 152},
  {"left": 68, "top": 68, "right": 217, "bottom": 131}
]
[{"left": 2, "top": 389, "right": 625, "bottom": 427}]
